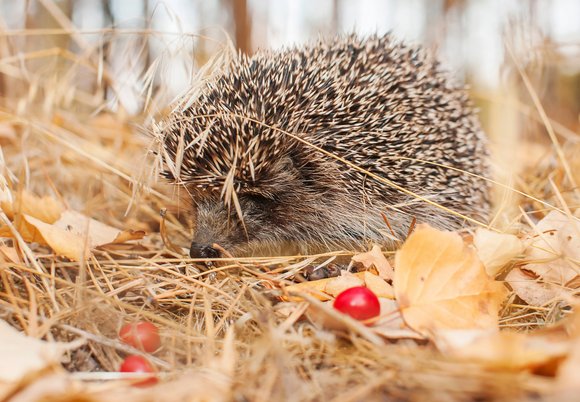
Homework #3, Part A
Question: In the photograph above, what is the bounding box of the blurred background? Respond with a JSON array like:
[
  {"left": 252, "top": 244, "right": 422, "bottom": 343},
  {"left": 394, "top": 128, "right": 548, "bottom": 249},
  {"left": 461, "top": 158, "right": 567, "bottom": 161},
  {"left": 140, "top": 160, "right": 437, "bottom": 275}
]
[{"left": 0, "top": 0, "right": 579, "bottom": 204}]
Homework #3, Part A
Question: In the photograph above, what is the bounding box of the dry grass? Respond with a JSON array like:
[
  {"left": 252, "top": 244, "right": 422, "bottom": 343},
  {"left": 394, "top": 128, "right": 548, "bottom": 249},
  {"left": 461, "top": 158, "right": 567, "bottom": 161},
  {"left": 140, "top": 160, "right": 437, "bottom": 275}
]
[{"left": 0, "top": 13, "right": 579, "bottom": 402}]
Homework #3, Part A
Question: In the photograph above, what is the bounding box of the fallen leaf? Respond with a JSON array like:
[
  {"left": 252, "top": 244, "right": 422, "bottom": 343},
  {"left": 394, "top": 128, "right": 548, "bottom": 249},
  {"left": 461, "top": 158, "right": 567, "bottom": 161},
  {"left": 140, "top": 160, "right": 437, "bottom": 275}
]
[
  {"left": 0, "top": 320, "right": 68, "bottom": 383},
  {"left": 394, "top": 224, "right": 508, "bottom": 336},
  {"left": 557, "top": 309, "right": 580, "bottom": 389},
  {"left": 324, "top": 271, "right": 365, "bottom": 297},
  {"left": 473, "top": 228, "right": 524, "bottom": 277},
  {"left": 364, "top": 271, "right": 395, "bottom": 299},
  {"left": 283, "top": 272, "right": 367, "bottom": 301},
  {"left": 54, "top": 210, "right": 145, "bottom": 248},
  {"left": 509, "top": 211, "right": 580, "bottom": 306},
  {"left": 436, "top": 329, "right": 568, "bottom": 371},
  {"left": 8, "top": 373, "right": 76, "bottom": 402},
  {"left": 352, "top": 245, "right": 394, "bottom": 280},
  {"left": 527, "top": 211, "right": 580, "bottom": 283},
  {"left": 285, "top": 270, "right": 395, "bottom": 302},
  {"left": 0, "top": 207, "right": 145, "bottom": 261},
  {"left": 0, "top": 190, "right": 64, "bottom": 223},
  {"left": 0, "top": 245, "right": 21, "bottom": 264},
  {"left": 371, "top": 299, "right": 424, "bottom": 340},
  {"left": 505, "top": 267, "right": 556, "bottom": 306},
  {"left": 23, "top": 214, "right": 90, "bottom": 261}
]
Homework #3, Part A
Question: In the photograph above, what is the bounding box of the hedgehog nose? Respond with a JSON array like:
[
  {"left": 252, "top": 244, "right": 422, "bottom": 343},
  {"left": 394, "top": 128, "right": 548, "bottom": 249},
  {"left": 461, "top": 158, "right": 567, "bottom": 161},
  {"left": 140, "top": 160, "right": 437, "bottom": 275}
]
[{"left": 189, "top": 242, "right": 220, "bottom": 259}]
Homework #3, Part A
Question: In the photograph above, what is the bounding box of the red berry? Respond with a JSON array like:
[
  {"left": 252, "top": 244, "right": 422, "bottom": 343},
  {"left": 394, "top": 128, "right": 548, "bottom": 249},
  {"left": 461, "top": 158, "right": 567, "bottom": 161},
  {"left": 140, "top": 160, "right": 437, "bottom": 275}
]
[
  {"left": 333, "top": 286, "right": 380, "bottom": 321},
  {"left": 120, "top": 355, "right": 157, "bottom": 386},
  {"left": 119, "top": 321, "right": 161, "bottom": 352}
]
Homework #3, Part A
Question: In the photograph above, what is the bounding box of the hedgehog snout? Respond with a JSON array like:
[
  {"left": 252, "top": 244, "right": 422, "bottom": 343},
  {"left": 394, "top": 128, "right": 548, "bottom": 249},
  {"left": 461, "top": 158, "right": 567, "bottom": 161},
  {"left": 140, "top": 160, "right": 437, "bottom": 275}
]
[{"left": 189, "top": 242, "right": 220, "bottom": 259}]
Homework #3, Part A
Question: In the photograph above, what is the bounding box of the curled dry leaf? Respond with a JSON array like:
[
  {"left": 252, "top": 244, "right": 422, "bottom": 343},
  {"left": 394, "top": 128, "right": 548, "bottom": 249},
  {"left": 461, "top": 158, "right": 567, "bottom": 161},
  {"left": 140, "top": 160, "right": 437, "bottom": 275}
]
[
  {"left": 436, "top": 329, "right": 569, "bottom": 371},
  {"left": 0, "top": 245, "right": 20, "bottom": 264},
  {"left": 22, "top": 214, "right": 90, "bottom": 261},
  {"left": 0, "top": 320, "right": 71, "bottom": 384},
  {"left": 54, "top": 210, "right": 145, "bottom": 249},
  {"left": 372, "top": 298, "right": 424, "bottom": 340},
  {"left": 284, "top": 272, "right": 365, "bottom": 302},
  {"left": 505, "top": 267, "right": 557, "bottom": 306},
  {"left": 0, "top": 191, "right": 145, "bottom": 261},
  {"left": 283, "top": 270, "right": 394, "bottom": 301},
  {"left": 557, "top": 309, "right": 580, "bottom": 390},
  {"left": 0, "top": 190, "right": 64, "bottom": 224},
  {"left": 508, "top": 211, "right": 580, "bottom": 306},
  {"left": 363, "top": 271, "right": 395, "bottom": 299},
  {"left": 394, "top": 224, "right": 507, "bottom": 337},
  {"left": 526, "top": 211, "right": 580, "bottom": 283},
  {"left": 324, "top": 271, "right": 365, "bottom": 297},
  {"left": 7, "top": 373, "right": 75, "bottom": 402},
  {"left": 352, "top": 245, "right": 394, "bottom": 280},
  {"left": 473, "top": 228, "right": 524, "bottom": 277}
]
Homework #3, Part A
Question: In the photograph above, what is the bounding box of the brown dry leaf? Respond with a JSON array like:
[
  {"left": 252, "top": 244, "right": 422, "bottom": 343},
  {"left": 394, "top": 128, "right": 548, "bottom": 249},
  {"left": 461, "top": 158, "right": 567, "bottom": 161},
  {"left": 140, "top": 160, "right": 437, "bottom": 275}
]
[
  {"left": 324, "top": 271, "right": 365, "bottom": 297},
  {"left": 0, "top": 320, "right": 68, "bottom": 383},
  {"left": 557, "top": 308, "right": 580, "bottom": 391},
  {"left": 525, "top": 211, "right": 580, "bottom": 284},
  {"left": 8, "top": 373, "right": 78, "bottom": 402},
  {"left": 505, "top": 267, "right": 557, "bottom": 306},
  {"left": 394, "top": 224, "right": 508, "bottom": 336},
  {"left": 352, "top": 245, "right": 394, "bottom": 280},
  {"left": 54, "top": 210, "right": 145, "bottom": 248},
  {"left": 0, "top": 190, "right": 64, "bottom": 223},
  {"left": 285, "top": 270, "right": 395, "bottom": 301},
  {"left": 0, "top": 245, "right": 21, "bottom": 264},
  {"left": 364, "top": 271, "right": 395, "bottom": 299},
  {"left": 371, "top": 298, "right": 424, "bottom": 340},
  {"left": 0, "top": 208, "right": 144, "bottom": 261},
  {"left": 284, "top": 278, "right": 335, "bottom": 302},
  {"left": 283, "top": 271, "right": 367, "bottom": 301},
  {"left": 23, "top": 214, "right": 90, "bottom": 261},
  {"left": 473, "top": 228, "right": 525, "bottom": 277},
  {"left": 507, "top": 211, "right": 580, "bottom": 306},
  {"left": 436, "top": 329, "right": 568, "bottom": 371}
]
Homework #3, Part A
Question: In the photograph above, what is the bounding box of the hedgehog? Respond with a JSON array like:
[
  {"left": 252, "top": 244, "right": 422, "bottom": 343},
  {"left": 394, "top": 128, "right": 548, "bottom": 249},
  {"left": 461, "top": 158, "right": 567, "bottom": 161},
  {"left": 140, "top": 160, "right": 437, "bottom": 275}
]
[{"left": 156, "top": 34, "right": 490, "bottom": 258}]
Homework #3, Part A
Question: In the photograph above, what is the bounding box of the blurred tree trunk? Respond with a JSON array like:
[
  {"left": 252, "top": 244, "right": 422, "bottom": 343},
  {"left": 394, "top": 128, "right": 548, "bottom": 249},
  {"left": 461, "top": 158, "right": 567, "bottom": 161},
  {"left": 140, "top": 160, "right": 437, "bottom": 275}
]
[
  {"left": 231, "top": 0, "right": 252, "bottom": 54},
  {"left": 331, "top": 0, "right": 340, "bottom": 35}
]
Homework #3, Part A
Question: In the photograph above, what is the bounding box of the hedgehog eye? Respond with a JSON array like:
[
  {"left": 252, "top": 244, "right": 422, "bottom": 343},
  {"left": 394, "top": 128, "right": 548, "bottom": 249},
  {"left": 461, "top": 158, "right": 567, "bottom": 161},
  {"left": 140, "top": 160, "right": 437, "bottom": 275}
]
[{"left": 241, "top": 191, "right": 277, "bottom": 204}]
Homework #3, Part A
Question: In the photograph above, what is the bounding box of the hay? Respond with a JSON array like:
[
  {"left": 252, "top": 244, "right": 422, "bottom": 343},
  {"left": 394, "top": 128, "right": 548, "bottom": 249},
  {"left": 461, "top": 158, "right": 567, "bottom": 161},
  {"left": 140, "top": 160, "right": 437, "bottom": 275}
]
[{"left": 0, "top": 11, "right": 579, "bottom": 402}]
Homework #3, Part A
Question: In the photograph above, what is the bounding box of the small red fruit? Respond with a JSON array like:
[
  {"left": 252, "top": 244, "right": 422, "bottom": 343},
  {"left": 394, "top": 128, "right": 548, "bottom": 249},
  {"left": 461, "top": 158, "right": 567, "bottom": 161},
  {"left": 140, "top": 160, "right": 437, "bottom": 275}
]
[
  {"left": 333, "top": 286, "right": 380, "bottom": 321},
  {"left": 120, "top": 355, "right": 157, "bottom": 386},
  {"left": 119, "top": 321, "right": 161, "bottom": 352}
]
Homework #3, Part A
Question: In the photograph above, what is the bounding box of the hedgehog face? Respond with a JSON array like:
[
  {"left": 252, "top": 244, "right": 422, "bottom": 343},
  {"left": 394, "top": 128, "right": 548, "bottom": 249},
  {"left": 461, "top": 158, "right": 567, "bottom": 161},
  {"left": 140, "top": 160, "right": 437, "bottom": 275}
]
[
  {"left": 187, "top": 154, "right": 344, "bottom": 257},
  {"left": 189, "top": 190, "right": 281, "bottom": 257}
]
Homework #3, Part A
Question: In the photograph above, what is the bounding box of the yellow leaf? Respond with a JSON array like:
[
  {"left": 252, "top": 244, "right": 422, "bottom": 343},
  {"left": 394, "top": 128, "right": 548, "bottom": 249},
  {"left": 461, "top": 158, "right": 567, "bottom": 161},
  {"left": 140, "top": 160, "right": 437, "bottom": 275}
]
[
  {"left": 324, "top": 271, "right": 364, "bottom": 297},
  {"left": 352, "top": 245, "right": 394, "bottom": 280},
  {"left": 394, "top": 224, "right": 507, "bottom": 336},
  {"left": 23, "top": 215, "right": 90, "bottom": 261},
  {"left": 524, "top": 211, "right": 580, "bottom": 288},
  {"left": 437, "top": 329, "right": 568, "bottom": 371},
  {"left": 363, "top": 271, "right": 394, "bottom": 299},
  {"left": 371, "top": 298, "right": 424, "bottom": 340},
  {"left": 473, "top": 228, "right": 524, "bottom": 277},
  {"left": 0, "top": 320, "right": 66, "bottom": 383},
  {"left": 0, "top": 245, "right": 21, "bottom": 264},
  {"left": 0, "top": 190, "right": 64, "bottom": 223},
  {"left": 54, "top": 210, "right": 145, "bottom": 248},
  {"left": 283, "top": 272, "right": 367, "bottom": 301},
  {"left": 505, "top": 267, "right": 557, "bottom": 306}
]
